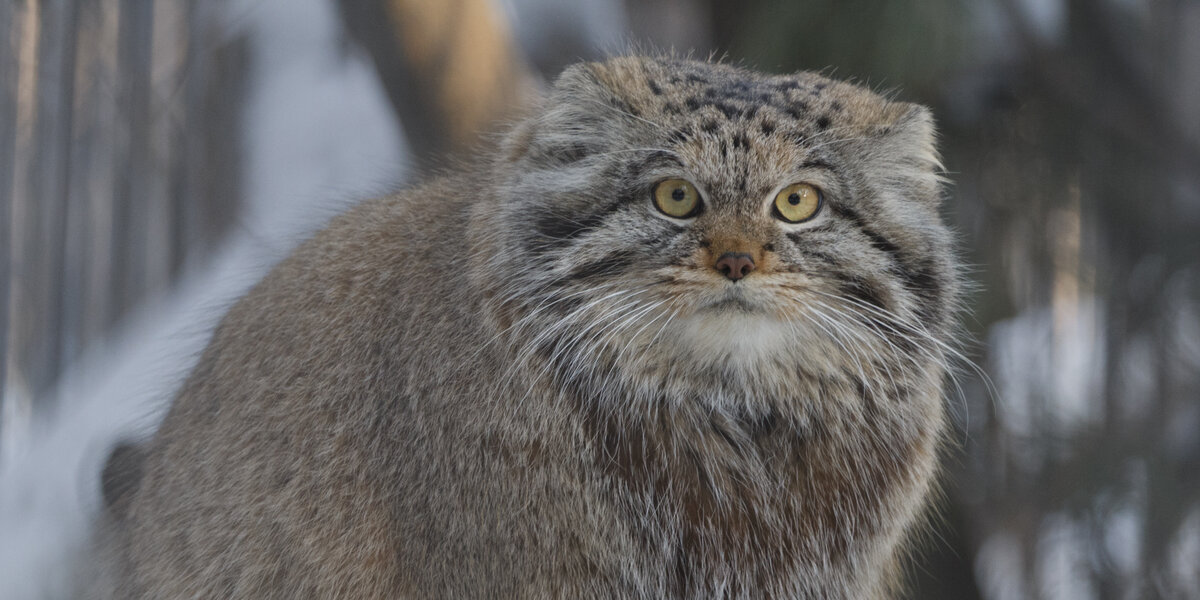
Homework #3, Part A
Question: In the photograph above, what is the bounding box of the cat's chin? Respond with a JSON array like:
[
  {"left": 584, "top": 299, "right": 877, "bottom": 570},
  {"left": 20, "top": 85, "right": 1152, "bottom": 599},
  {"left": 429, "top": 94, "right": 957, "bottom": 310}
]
[{"left": 670, "top": 307, "right": 792, "bottom": 369}]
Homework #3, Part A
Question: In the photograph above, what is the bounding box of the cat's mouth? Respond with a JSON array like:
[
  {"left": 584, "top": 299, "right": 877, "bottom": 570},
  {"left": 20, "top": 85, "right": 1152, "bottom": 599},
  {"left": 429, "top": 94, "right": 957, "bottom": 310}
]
[
  {"left": 700, "top": 287, "right": 763, "bottom": 313},
  {"left": 705, "top": 296, "right": 757, "bottom": 312}
]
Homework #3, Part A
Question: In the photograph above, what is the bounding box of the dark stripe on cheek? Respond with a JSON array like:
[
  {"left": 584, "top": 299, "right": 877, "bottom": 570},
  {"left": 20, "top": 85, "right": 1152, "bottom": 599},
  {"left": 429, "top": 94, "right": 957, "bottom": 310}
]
[
  {"left": 831, "top": 204, "right": 901, "bottom": 258},
  {"left": 530, "top": 182, "right": 643, "bottom": 251},
  {"left": 862, "top": 228, "right": 901, "bottom": 256},
  {"left": 784, "top": 225, "right": 833, "bottom": 246},
  {"left": 567, "top": 250, "right": 636, "bottom": 281},
  {"left": 532, "top": 209, "right": 610, "bottom": 250},
  {"left": 839, "top": 278, "right": 888, "bottom": 312},
  {"left": 899, "top": 259, "right": 944, "bottom": 324},
  {"left": 647, "top": 229, "right": 683, "bottom": 251},
  {"left": 830, "top": 203, "right": 950, "bottom": 322},
  {"left": 799, "top": 249, "right": 838, "bottom": 266}
]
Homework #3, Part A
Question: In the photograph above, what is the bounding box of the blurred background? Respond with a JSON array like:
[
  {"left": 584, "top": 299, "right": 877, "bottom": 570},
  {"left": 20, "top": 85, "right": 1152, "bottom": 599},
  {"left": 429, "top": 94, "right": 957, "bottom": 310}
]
[{"left": 1, "top": 0, "right": 1197, "bottom": 598}]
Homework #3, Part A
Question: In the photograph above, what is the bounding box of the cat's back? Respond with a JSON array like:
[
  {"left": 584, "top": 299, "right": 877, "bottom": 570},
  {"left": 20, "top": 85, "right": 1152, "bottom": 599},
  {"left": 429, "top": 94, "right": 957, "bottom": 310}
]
[{"left": 153, "top": 176, "right": 480, "bottom": 434}]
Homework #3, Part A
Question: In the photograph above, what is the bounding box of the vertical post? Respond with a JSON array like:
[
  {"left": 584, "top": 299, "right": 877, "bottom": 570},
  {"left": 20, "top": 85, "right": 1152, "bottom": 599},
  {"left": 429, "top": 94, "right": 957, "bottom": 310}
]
[
  {"left": 0, "top": 0, "right": 23, "bottom": 445},
  {"left": 167, "top": 1, "right": 196, "bottom": 280},
  {"left": 110, "top": 0, "right": 153, "bottom": 327},
  {"left": 25, "top": 0, "right": 79, "bottom": 406}
]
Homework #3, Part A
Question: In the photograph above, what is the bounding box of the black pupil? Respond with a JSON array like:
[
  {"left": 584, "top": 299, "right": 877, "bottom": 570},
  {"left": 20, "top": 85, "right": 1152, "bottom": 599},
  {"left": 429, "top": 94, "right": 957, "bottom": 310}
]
[
  {"left": 788, "top": 193, "right": 801, "bottom": 205},
  {"left": 671, "top": 188, "right": 686, "bottom": 202}
]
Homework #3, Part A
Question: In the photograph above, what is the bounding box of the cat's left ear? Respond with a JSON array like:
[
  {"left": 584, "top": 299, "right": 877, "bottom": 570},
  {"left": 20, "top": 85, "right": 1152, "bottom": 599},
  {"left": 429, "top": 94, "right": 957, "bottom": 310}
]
[
  {"left": 879, "top": 103, "right": 941, "bottom": 172},
  {"left": 500, "top": 63, "right": 617, "bottom": 165},
  {"left": 864, "top": 102, "right": 944, "bottom": 205}
]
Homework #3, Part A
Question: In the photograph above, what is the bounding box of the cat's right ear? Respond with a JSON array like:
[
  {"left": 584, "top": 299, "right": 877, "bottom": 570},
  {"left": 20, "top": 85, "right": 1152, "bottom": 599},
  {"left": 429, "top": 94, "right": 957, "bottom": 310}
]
[{"left": 500, "top": 63, "right": 616, "bottom": 165}]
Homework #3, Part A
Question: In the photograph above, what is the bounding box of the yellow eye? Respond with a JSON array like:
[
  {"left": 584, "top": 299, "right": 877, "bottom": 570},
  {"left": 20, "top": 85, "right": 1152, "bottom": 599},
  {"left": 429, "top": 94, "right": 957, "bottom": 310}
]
[
  {"left": 773, "top": 183, "right": 823, "bottom": 223},
  {"left": 652, "top": 178, "right": 702, "bottom": 218}
]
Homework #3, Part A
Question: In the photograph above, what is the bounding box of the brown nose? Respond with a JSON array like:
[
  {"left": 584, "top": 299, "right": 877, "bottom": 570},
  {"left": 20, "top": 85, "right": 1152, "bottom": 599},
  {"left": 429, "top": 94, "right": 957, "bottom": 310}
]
[{"left": 715, "top": 252, "right": 755, "bottom": 281}]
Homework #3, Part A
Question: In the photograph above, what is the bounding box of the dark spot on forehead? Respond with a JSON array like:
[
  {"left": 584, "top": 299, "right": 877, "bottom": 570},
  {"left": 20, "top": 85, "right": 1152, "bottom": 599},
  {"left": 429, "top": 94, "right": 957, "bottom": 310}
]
[
  {"left": 830, "top": 100, "right": 844, "bottom": 112},
  {"left": 760, "top": 121, "right": 776, "bottom": 135},
  {"left": 664, "top": 102, "right": 682, "bottom": 115},
  {"left": 784, "top": 104, "right": 809, "bottom": 120},
  {"left": 701, "top": 120, "right": 719, "bottom": 134},
  {"left": 648, "top": 79, "right": 663, "bottom": 95},
  {"left": 714, "top": 102, "right": 740, "bottom": 120},
  {"left": 816, "top": 115, "right": 831, "bottom": 130},
  {"left": 723, "top": 82, "right": 768, "bottom": 104}
]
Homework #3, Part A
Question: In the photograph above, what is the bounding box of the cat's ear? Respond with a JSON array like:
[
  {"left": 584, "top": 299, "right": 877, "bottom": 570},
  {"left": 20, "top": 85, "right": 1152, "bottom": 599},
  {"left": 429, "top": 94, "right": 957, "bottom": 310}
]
[
  {"left": 500, "top": 63, "right": 618, "bottom": 165},
  {"left": 860, "top": 102, "right": 944, "bottom": 205},
  {"left": 548, "top": 62, "right": 609, "bottom": 102},
  {"left": 879, "top": 103, "right": 941, "bottom": 174}
]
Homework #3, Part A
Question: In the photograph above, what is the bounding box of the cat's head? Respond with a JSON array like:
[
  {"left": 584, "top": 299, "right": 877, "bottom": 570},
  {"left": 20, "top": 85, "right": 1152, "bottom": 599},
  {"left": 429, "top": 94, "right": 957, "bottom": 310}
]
[{"left": 471, "top": 56, "right": 959, "bottom": 407}]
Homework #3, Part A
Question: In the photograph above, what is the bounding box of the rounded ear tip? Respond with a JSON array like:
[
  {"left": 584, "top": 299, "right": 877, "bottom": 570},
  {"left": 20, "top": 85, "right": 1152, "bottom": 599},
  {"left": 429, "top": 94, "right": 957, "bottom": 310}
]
[
  {"left": 551, "top": 62, "right": 601, "bottom": 91},
  {"left": 892, "top": 102, "right": 933, "bottom": 126},
  {"left": 883, "top": 101, "right": 937, "bottom": 141}
]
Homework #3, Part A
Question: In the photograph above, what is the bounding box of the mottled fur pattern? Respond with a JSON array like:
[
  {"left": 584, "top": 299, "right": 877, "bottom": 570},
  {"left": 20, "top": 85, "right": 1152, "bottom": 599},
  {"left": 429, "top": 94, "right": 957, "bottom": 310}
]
[{"left": 107, "top": 56, "right": 961, "bottom": 599}]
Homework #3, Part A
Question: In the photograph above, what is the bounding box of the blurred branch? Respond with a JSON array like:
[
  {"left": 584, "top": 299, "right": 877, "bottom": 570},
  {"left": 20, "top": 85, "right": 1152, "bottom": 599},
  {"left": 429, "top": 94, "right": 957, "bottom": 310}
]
[{"left": 337, "top": 0, "right": 540, "bottom": 166}]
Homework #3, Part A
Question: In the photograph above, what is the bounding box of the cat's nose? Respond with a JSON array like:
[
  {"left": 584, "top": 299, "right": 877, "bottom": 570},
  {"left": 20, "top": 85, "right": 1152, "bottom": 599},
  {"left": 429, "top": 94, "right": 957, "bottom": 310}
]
[{"left": 715, "top": 252, "right": 755, "bottom": 281}]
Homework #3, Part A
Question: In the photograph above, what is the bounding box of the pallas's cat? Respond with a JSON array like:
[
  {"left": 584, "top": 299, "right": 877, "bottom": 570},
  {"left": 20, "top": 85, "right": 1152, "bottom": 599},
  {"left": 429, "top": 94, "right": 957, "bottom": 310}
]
[{"left": 106, "top": 56, "right": 961, "bottom": 599}]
